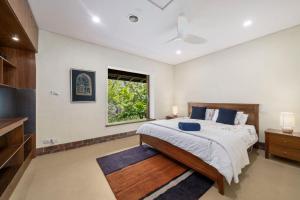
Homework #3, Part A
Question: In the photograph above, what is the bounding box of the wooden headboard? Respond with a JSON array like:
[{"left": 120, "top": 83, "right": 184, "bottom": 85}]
[{"left": 188, "top": 102, "right": 259, "bottom": 135}]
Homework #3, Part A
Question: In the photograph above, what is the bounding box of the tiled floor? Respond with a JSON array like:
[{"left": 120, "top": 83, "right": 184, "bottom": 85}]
[{"left": 10, "top": 135, "right": 300, "bottom": 200}]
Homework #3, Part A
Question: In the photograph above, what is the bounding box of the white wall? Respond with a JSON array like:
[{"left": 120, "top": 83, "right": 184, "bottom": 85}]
[
  {"left": 37, "top": 25, "right": 300, "bottom": 147},
  {"left": 174, "top": 26, "right": 300, "bottom": 142},
  {"left": 36, "top": 30, "right": 173, "bottom": 148}
]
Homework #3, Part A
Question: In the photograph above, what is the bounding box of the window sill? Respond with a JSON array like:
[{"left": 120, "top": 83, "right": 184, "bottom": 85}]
[{"left": 106, "top": 118, "right": 155, "bottom": 127}]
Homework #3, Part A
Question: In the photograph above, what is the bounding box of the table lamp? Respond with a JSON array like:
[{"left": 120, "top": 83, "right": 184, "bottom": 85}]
[
  {"left": 280, "top": 112, "right": 295, "bottom": 133},
  {"left": 172, "top": 106, "right": 178, "bottom": 117}
]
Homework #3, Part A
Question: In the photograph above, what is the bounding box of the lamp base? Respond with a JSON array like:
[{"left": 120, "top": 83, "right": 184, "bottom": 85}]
[{"left": 282, "top": 129, "right": 293, "bottom": 134}]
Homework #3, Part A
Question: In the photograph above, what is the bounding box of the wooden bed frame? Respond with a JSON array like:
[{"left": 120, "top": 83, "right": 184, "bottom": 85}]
[{"left": 140, "top": 102, "right": 259, "bottom": 195}]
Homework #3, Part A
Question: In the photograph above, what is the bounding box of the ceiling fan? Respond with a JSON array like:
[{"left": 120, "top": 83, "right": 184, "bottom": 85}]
[{"left": 167, "top": 14, "right": 206, "bottom": 45}]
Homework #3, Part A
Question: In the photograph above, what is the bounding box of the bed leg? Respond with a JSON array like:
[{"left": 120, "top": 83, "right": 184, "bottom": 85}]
[
  {"left": 216, "top": 175, "right": 224, "bottom": 195},
  {"left": 139, "top": 134, "right": 142, "bottom": 146}
]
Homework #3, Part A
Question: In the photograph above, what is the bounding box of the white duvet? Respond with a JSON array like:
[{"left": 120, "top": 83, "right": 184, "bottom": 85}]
[{"left": 137, "top": 117, "right": 258, "bottom": 184}]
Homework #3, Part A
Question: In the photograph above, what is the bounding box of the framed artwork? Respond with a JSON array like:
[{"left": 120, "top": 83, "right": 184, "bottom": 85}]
[{"left": 70, "top": 69, "right": 96, "bottom": 102}]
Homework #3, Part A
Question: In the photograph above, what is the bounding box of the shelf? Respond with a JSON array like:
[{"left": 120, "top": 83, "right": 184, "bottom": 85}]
[
  {"left": 0, "top": 134, "right": 33, "bottom": 199},
  {"left": 0, "top": 118, "right": 28, "bottom": 137},
  {"left": 0, "top": 83, "right": 18, "bottom": 89},
  {"left": 0, "top": 145, "right": 22, "bottom": 169},
  {"left": 0, "top": 133, "right": 33, "bottom": 170},
  {"left": 24, "top": 134, "right": 31, "bottom": 143},
  {"left": 0, "top": 56, "right": 17, "bottom": 88},
  {"left": 0, "top": 56, "right": 17, "bottom": 69},
  {"left": 0, "top": 166, "right": 19, "bottom": 195}
]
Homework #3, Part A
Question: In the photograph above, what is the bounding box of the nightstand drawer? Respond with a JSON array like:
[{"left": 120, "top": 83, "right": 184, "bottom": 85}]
[
  {"left": 269, "top": 134, "right": 300, "bottom": 149},
  {"left": 269, "top": 144, "right": 300, "bottom": 161}
]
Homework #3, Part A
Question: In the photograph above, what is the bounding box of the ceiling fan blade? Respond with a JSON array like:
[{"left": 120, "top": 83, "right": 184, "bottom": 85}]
[
  {"left": 177, "top": 14, "right": 188, "bottom": 37},
  {"left": 183, "top": 34, "right": 206, "bottom": 44}
]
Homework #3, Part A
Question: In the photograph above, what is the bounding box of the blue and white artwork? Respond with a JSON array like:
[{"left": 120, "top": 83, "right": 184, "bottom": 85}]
[{"left": 71, "top": 69, "right": 96, "bottom": 102}]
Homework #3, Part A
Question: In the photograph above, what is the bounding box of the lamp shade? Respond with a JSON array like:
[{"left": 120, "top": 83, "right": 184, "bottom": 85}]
[
  {"left": 172, "top": 106, "right": 178, "bottom": 116},
  {"left": 280, "top": 112, "right": 295, "bottom": 133}
]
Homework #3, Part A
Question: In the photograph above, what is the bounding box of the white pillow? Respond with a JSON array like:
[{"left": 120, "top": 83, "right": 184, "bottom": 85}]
[
  {"left": 234, "top": 112, "right": 249, "bottom": 125},
  {"left": 234, "top": 112, "right": 243, "bottom": 125},
  {"left": 205, "top": 109, "right": 215, "bottom": 120},
  {"left": 212, "top": 109, "right": 219, "bottom": 121}
]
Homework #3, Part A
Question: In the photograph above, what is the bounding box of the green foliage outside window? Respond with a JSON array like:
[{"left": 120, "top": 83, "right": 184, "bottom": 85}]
[{"left": 108, "top": 79, "right": 148, "bottom": 123}]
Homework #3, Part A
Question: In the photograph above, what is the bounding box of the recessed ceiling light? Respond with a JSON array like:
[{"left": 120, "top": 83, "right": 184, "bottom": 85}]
[
  {"left": 12, "top": 35, "right": 19, "bottom": 41},
  {"left": 243, "top": 20, "right": 253, "bottom": 28},
  {"left": 176, "top": 50, "right": 182, "bottom": 55},
  {"left": 129, "top": 15, "right": 139, "bottom": 23},
  {"left": 92, "top": 15, "right": 100, "bottom": 23}
]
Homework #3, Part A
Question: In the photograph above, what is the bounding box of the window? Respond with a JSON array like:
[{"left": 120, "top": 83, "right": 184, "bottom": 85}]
[{"left": 107, "top": 68, "right": 149, "bottom": 125}]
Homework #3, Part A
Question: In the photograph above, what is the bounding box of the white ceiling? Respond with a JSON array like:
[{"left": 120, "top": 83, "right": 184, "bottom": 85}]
[{"left": 28, "top": 0, "right": 300, "bottom": 65}]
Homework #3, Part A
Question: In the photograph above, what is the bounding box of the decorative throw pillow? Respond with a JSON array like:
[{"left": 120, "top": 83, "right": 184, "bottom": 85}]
[
  {"left": 235, "top": 112, "right": 249, "bottom": 125},
  {"left": 239, "top": 113, "right": 248, "bottom": 125},
  {"left": 190, "top": 107, "right": 206, "bottom": 120},
  {"left": 212, "top": 109, "right": 219, "bottom": 121},
  {"left": 205, "top": 109, "right": 215, "bottom": 120},
  {"left": 216, "top": 108, "right": 237, "bottom": 125},
  {"left": 234, "top": 112, "right": 243, "bottom": 125}
]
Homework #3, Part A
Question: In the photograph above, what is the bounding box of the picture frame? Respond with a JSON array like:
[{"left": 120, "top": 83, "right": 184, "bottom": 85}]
[{"left": 70, "top": 68, "right": 96, "bottom": 102}]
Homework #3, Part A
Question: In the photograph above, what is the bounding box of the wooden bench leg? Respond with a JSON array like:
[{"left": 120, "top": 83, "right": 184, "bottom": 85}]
[{"left": 217, "top": 175, "right": 224, "bottom": 195}]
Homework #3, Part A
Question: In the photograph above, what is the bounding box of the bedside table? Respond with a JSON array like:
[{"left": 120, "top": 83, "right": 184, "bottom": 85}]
[{"left": 265, "top": 129, "right": 300, "bottom": 162}]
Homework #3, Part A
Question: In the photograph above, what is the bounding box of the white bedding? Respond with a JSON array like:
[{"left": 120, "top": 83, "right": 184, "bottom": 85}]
[{"left": 136, "top": 117, "right": 258, "bottom": 184}]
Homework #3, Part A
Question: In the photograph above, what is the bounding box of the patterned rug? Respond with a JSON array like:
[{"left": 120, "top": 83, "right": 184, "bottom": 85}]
[{"left": 96, "top": 145, "right": 213, "bottom": 200}]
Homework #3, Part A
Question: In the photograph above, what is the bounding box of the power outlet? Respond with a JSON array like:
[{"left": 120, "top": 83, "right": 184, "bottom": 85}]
[{"left": 42, "top": 139, "right": 58, "bottom": 145}]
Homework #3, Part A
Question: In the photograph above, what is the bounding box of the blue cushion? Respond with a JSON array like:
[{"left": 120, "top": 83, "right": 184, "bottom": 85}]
[
  {"left": 190, "top": 107, "right": 206, "bottom": 120},
  {"left": 178, "top": 122, "right": 201, "bottom": 131},
  {"left": 216, "top": 108, "right": 237, "bottom": 125}
]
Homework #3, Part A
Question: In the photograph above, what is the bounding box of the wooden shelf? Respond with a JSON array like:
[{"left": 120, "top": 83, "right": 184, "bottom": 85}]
[
  {"left": 0, "top": 129, "right": 33, "bottom": 199},
  {"left": 0, "top": 166, "right": 19, "bottom": 195},
  {"left": 0, "top": 133, "right": 33, "bottom": 170},
  {"left": 0, "top": 83, "right": 17, "bottom": 89},
  {"left": 24, "top": 134, "right": 31, "bottom": 143},
  {"left": 0, "top": 145, "right": 21, "bottom": 169},
  {"left": 0, "top": 131, "right": 33, "bottom": 171},
  {"left": 0, "top": 56, "right": 17, "bottom": 88},
  {"left": 0, "top": 117, "right": 28, "bottom": 137},
  {"left": 0, "top": 56, "right": 16, "bottom": 69}
]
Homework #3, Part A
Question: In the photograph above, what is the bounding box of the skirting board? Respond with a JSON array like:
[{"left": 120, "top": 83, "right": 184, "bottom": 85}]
[
  {"left": 36, "top": 131, "right": 137, "bottom": 155},
  {"left": 36, "top": 133, "right": 265, "bottom": 156}
]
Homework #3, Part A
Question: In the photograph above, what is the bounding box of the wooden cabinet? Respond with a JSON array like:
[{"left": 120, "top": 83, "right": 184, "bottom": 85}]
[
  {"left": 7, "top": 0, "right": 38, "bottom": 50},
  {"left": 0, "top": 118, "right": 35, "bottom": 200},
  {"left": 265, "top": 129, "right": 300, "bottom": 162},
  {"left": 0, "top": 0, "right": 38, "bottom": 52},
  {"left": 0, "top": 1, "right": 36, "bottom": 199}
]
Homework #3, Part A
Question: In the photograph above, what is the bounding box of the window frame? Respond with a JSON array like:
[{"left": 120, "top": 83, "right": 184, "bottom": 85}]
[{"left": 106, "top": 66, "right": 151, "bottom": 126}]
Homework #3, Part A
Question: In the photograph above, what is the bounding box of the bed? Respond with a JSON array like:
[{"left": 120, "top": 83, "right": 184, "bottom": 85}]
[{"left": 137, "top": 102, "right": 259, "bottom": 195}]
